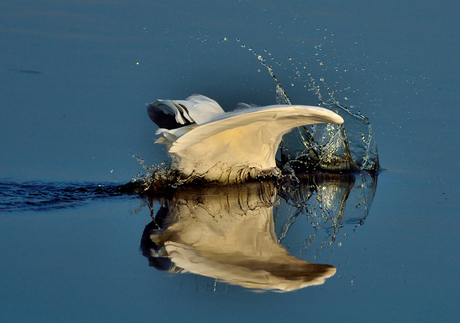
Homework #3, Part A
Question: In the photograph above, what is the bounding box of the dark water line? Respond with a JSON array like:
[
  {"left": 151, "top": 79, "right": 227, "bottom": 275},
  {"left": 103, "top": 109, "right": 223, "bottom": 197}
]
[{"left": 0, "top": 181, "right": 139, "bottom": 213}]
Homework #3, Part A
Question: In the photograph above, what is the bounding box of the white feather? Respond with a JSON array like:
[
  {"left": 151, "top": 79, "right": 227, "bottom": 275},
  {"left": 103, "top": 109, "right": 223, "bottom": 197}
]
[
  {"left": 148, "top": 95, "right": 344, "bottom": 182},
  {"left": 174, "top": 94, "right": 225, "bottom": 125}
]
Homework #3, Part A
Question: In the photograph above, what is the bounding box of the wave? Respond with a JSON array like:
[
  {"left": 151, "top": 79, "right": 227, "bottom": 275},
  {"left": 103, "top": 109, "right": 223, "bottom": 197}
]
[{"left": 0, "top": 181, "right": 133, "bottom": 212}]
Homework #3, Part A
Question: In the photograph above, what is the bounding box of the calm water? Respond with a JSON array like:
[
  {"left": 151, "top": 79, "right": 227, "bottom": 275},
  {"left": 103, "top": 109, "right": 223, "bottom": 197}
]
[{"left": 1, "top": 1, "right": 459, "bottom": 322}]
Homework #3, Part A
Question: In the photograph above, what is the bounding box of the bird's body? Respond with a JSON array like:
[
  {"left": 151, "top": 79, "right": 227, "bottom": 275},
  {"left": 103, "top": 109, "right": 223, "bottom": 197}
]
[{"left": 147, "top": 95, "right": 344, "bottom": 183}]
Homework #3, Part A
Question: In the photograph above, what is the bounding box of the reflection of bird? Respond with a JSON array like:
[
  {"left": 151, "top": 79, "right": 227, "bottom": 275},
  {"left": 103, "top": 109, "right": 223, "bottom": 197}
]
[
  {"left": 143, "top": 181, "right": 336, "bottom": 292},
  {"left": 147, "top": 95, "right": 344, "bottom": 183}
]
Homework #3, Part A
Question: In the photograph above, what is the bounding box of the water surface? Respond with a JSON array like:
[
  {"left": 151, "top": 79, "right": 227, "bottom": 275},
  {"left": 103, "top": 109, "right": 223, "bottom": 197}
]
[{"left": 1, "top": 1, "right": 459, "bottom": 322}]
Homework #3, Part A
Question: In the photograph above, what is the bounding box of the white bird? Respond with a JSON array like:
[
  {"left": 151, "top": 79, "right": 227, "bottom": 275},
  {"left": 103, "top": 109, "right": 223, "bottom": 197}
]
[{"left": 147, "top": 94, "right": 344, "bottom": 183}]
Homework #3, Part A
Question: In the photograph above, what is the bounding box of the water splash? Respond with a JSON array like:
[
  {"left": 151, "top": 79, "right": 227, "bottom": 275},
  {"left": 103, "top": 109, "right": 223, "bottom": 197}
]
[
  {"left": 2, "top": 41, "right": 380, "bottom": 217},
  {"left": 131, "top": 157, "right": 284, "bottom": 194},
  {"left": 275, "top": 171, "right": 378, "bottom": 252},
  {"left": 252, "top": 50, "right": 380, "bottom": 172},
  {"left": 137, "top": 55, "right": 380, "bottom": 191}
]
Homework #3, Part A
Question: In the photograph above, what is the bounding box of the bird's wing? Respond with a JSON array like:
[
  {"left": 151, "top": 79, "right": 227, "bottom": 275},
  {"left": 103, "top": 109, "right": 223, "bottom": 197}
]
[
  {"left": 169, "top": 105, "right": 343, "bottom": 153},
  {"left": 179, "top": 94, "right": 225, "bottom": 125},
  {"left": 147, "top": 99, "right": 194, "bottom": 129},
  {"left": 147, "top": 95, "right": 225, "bottom": 129}
]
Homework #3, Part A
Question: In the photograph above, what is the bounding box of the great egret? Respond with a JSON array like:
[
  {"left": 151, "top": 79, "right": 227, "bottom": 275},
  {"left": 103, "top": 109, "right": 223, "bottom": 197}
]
[{"left": 147, "top": 94, "right": 344, "bottom": 183}]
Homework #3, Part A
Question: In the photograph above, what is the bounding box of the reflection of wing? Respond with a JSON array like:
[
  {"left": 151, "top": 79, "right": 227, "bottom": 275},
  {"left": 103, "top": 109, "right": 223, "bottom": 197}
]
[
  {"left": 148, "top": 181, "right": 336, "bottom": 292},
  {"left": 165, "top": 241, "right": 336, "bottom": 292},
  {"left": 147, "top": 95, "right": 344, "bottom": 182}
]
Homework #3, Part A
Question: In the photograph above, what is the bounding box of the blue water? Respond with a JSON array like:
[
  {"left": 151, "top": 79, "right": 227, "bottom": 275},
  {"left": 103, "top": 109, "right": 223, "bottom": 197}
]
[{"left": 1, "top": 1, "right": 459, "bottom": 322}]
